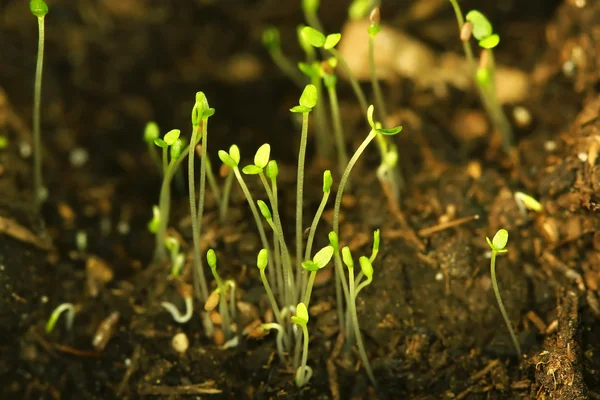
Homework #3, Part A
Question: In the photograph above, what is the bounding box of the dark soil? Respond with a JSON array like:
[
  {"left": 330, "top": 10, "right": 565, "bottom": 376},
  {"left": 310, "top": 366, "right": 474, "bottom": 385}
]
[{"left": 1, "top": 0, "right": 599, "bottom": 399}]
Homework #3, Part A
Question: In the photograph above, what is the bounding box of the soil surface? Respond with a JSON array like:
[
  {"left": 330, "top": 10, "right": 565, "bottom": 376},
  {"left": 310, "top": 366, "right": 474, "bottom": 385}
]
[{"left": 1, "top": 0, "right": 599, "bottom": 399}]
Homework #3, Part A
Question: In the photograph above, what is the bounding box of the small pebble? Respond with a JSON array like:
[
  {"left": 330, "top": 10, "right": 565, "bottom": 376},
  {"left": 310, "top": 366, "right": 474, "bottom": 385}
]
[
  {"left": 172, "top": 332, "right": 189, "bottom": 354},
  {"left": 69, "top": 147, "right": 89, "bottom": 167}
]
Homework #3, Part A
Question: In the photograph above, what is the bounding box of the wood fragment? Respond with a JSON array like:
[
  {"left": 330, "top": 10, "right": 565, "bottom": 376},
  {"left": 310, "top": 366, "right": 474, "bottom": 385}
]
[
  {"left": 138, "top": 382, "right": 221, "bottom": 395},
  {"left": 0, "top": 215, "right": 52, "bottom": 250}
]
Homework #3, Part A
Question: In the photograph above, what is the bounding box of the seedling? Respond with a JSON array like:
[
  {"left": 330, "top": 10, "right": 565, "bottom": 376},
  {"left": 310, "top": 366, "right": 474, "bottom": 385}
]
[
  {"left": 448, "top": 2, "right": 513, "bottom": 153},
  {"left": 262, "top": 26, "right": 305, "bottom": 87},
  {"left": 291, "top": 302, "right": 312, "bottom": 387},
  {"left": 161, "top": 287, "right": 193, "bottom": 324},
  {"left": 207, "top": 249, "right": 235, "bottom": 340},
  {"left": 29, "top": 0, "right": 48, "bottom": 211},
  {"left": 188, "top": 92, "right": 214, "bottom": 303},
  {"left": 301, "top": 245, "right": 334, "bottom": 305},
  {"left": 45, "top": 303, "right": 75, "bottom": 334},
  {"left": 514, "top": 191, "right": 543, "bottom": 216},
  {"left": 165, "top": 236, "right": 185, "bottom": 277},
  {"left": 486, "top": 229, "right": 522, "bottom": 357},
  {"left": 144, "top": 121, "right": 162, "bottom": 174},
  {"left": 152, "top": 129, "right": 189, "bottom": 262},
  {"left": 262, "top": 323, "right": 286, "bottom": 362},
  {"left": 341, "top": 247, "right": 377, "bottom": 387}
]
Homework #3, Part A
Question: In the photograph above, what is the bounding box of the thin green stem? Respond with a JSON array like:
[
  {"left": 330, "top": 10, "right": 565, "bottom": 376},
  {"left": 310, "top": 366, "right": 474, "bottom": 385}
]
[
  {"left": 211, "top": 268, "right": 233, "bottom": 340},
  {"left": 219, "top": 169, "right": 234, "bottom": 223},
  {"left": 32, "top": 15, "right": 45, "bottom": 211},
  {"left": 333, "top": 251, "right": 349, "bottom": 335},
  {"left": 271, "top": 178, "right": 282, "bottom": 295},
  {"left": 328, "top": 48, "right": 368, "bottom": 114},
  {"left": 349, "top": 266, "right": 377, "bottom": 387},
  {"left": 490, "top": 251, "right": 522, "bottom": 357},
  {"left": 270, "top": 49, "right": 306, "bottom": 88},
  {"left": 326, "top": 83, "right": 348, "bottom": 174},
  {"left": 312, "top": 76, "right": 332, "bottom": 159},
  {"left": 303, "top": 271, "right": 317, "bottom": 306},
  {"left": 205, "top": 157, "right": 222, "bottom": 209},
  {"left": 189, "top": 125, "right": 208, "bottom": 302},
  {"left": 296, "top": 112, "right": 309, "bottom": 299},
  {"left": 148, "top": 143, "right": 162, "bottom": 175},
  {"left": 302, "top": 190, "right": 329, "bottom": 293}
]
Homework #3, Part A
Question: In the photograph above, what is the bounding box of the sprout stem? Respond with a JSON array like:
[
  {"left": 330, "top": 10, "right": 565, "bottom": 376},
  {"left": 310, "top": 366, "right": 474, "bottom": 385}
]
[
  {"left": 32, "top": 12, "right": 46, "bottom": 212},
  {"left": 490, "top": 249, "right": 522, "bottom": 357},
  {"left": 302, "top": 189, "right": 329, "bottom": 293},
  {"left": 368, "top": 35, "right": 388, "bottom": 124},
  {"left": 45, "top": 303, "right": 75, "bottom": 334},
  {"left": 296, "top": 112, "right": 309, "bottom": 297},
  {"left": 219, "top": 168, "right": 235, "bottom": 223},
  {"left": 295, "top": 324, "right": 312, "bottom": 387},
  {"left": 210, "top": 264, "right": 233, "bottom": 340},
  {"left": 326, "top": 83, "right": 349, "bottom": 174},
  {"left": 161, "top": 297, "right": 193, "bottom": 324},
  {"left": 262, "top": 323, "right": 287, "bottom": 362}
]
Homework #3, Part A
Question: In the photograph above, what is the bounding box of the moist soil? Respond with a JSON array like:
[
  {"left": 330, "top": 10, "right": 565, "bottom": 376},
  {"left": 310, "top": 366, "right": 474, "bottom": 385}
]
[{"left": 1, "top": 0, "right": 599, "bottom": 399}]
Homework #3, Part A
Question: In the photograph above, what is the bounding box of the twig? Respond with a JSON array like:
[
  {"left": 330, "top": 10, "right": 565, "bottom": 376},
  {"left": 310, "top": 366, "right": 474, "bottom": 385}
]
[{"left": 137, "top": 382, "right": 222, "bottom": 395}]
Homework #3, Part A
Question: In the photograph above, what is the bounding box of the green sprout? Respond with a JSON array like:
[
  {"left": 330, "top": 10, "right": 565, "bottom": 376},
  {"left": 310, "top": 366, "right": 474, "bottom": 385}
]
[
  {"left": 514, "top": 191, "right": 543, "bottom": 215},
  {"left": 144, "top": 121, "right": 162, "bottom": 174},
  {"left": 262, "top": 26, "right": 306, "bottom": 87},
  {"left": 30, "top": 0, "right": 49, "bottom": 211},
  {"left": 486, "top": 229, "right": 522, "bottom": 358},
  {"left": 161, "top": 292, "right": 193, "bottom": 324},
  {"left": 207, "top": 249, "right": 234, "bottom": 340},
  {"left": 165, "top": 236, "right": 185, "bottom": 277},
  {"left": 291, "top": 302, "right": 312, "bottom": 387},
  {"left": 188, "top": 92, "right": 214, "bottom": 304},
  {"left": 45, "top": 303, "right": 75, "bottom": 334},
  {"left": 448, "top": 2, "right": 513, "bottom": 153},
  {"left": 341, "top": 248, "right": 377, "bottom": 387},
  {"left": 152, "top": 129, "right": 189, "bottom": 263},
  {"left": 301, "top": 245, "right": 334, "bottom": 305}
]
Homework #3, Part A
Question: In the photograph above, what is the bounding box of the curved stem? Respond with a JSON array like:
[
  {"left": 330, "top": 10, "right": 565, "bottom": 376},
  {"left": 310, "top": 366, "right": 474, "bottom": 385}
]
[
  {"left": 302, "top": 190, "right": 329, "bottom": 294},
  {"left": 161, "top": 297, "right": 193, "bottom": 324},
  {"left": 296, "top": 112, "right": 309, "bottom": 300},
  {"left": 349, "top": 267, "right": 377, "bottom": 387},
  {"left": 490, "top": 251, "right": 522, "bottom": 357},
  {"left": 32, "top": 16, "right": 45, "bottom": 211}
]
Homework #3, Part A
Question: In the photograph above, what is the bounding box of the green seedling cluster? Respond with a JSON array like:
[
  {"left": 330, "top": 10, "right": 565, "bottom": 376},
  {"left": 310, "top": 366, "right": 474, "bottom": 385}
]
[
  {"left": 165, "top": 236, "right": 185, "bottom": 277},
  {"left": 29, "top": 0, "right": 49, "bottom": 211},
  {"left": 261, "top": 4, "right": 404, "bottom": 205},
  {"left": 448, "top": 1, "right": 514, "bottom": 154},
  {"left": 215, "top": 83, "right": 399, "bottom": 387},
  {"left": 486, "top": 229, "right": 522, "bottom": 358}
]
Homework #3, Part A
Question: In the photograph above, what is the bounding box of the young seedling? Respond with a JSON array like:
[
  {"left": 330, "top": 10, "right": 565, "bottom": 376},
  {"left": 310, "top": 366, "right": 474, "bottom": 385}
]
[
  {"left": 152, "top": 130, "right": 188, "bottom": 262},
  {"left": 30, "top": 0, "right": 48, "bottom": 211},
  {"left": 486, "top": 229, "right": 522, "bottom": 358},
  {"left": 45, "top": 303, "right": 75, "bottom": 334},
  {"left": 341, "top": 248, "right": 377, "bottom": 387},
  {"left": 448, "top": 2, "right": 514, "bottom": 154},
  {"left": 188, "top": 92, "right": 214, "bottom": 303},
  {"left": 301, "top": 245, "right": 334, "bottom": 305},
  {"left": 291, "top": 302, "right": 312, "bottom": 387},
  {"left": 262, "top": 26, "right": 306, "bottom": 88},
  {"left": 144, "top": 121, "right": 162, "bottom": 174},
  {"left": 514, "top": 191, "right": 543, "bottom": 216},
  {"left": 161, "top": 283, "right": 194, "bottom": 324},
  {"left": 165, "top": 236, "right": 185, "bottom": 277},
  {"left": 291, "top": 84, "right": 318, "bottom": 291},
  {"left": 207, "top": 249, "right": 234, "bottom": 340}
]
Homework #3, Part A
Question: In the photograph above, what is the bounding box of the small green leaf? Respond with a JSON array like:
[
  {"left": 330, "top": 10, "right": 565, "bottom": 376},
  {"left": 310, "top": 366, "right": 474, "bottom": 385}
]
[
  {"left": 359, "top": 256, "right": 373, "bottom": 280},
  {"left": 302, "top": 26, "right": 326, "bottom": 48},
  {"left": 144, "top": 122, "right": 160, "bottom": 144},
  {"left": 302, "top": 0, "right": 320, "bottom": 14},
  {"left": 207, "top": 249, "right": 217, "bottom": 269},
  {"left": 291, "top": 302, "right": 309, "bottom": 326},
  {"left": 299, "top": 84, "right": 318, "bottom": 108},
  {"left": 297, "top": 25, "right": 315, "bottom": 56},
  {"left": 368, "top": 24, "right": 381, "bottom": 37},
  {"left": 323, "top": 170, "right": 333, "bottom": 193},
  {"left": 154, "top": 138, "right": 168, "bottom": 149},
  {"left": 515, "top": 192, "right": 543, "bottom": 212},
  {"left": 313, "top": 245, "right": 334, "bottom": 269},
  {"left": 367, "top": 104, "right": 375, "bottom": 129},
  {"left": 266, "top": 160, "right": 279, "bottom": 180},
  {"left": 262, "top": 27, "right": 280, "bottom": 51},
  {"left": 328, "top": 231, "right": 339, "bottom": 251},
  {"left": 163, "top": 129, "right": 180, "bottom": 146},
  {"left": 479, "top": 34, "right": 500, "bottom": 49},
  {"left": 257, "top": 249, "right": 268, "bottom": 270},
  {"left": 202, "top": 108, "right": 216, "bottom": 118},
  {"left": 242, "top": 165, "right": 263, "bottom": 175},
  {"left": 323, "top": 33, "right": 341, "bottom": 49},
  {"left": 229, "top": 145, "right": 241, "bottom": 165},
  {"left": 147, "top": 205, "right": 160, "bottom": 233},
  {"left": 170, "top": 138, "right": 184, "bottom": 161},
  {"left": 491, "top": 229, "right": 508, "bottom": 250},
  {"left": 218, "top": 150, "right": 238, "bottom": 168},
  {"left": 383, "top": 144, "right": 399, "bottom": 167},
  {"left": 372, "top": 229, "right": 380, "bottom": 256},
  {"left": 30, "top": 0, "right": 48, "bottom": 17},
  {"left": 257, "top": 200, "right": 272, "bottom": 220},
  {"left": 341, "top": 247, "right": 354, "bottom": 269},
  {"left": 301, "top": 260, "right": 320, "bottom": 272},
  {"left": 298, "top": 62, "right": 319, "bottom": 79},
  {"left": 466, "top": 10, "right": 493, "bottom": 40},
  {"left": 254, "top": 143, "right": 271, "bottom": 169},
  {"left": 290, "top": 105, "right": 312, "bottom": 113},
  {"left": 165, "top": 236, "right": 179, "bottom": 253},
  {"left": 376, "top": 126, "right": 403, "bottom": 135}
]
